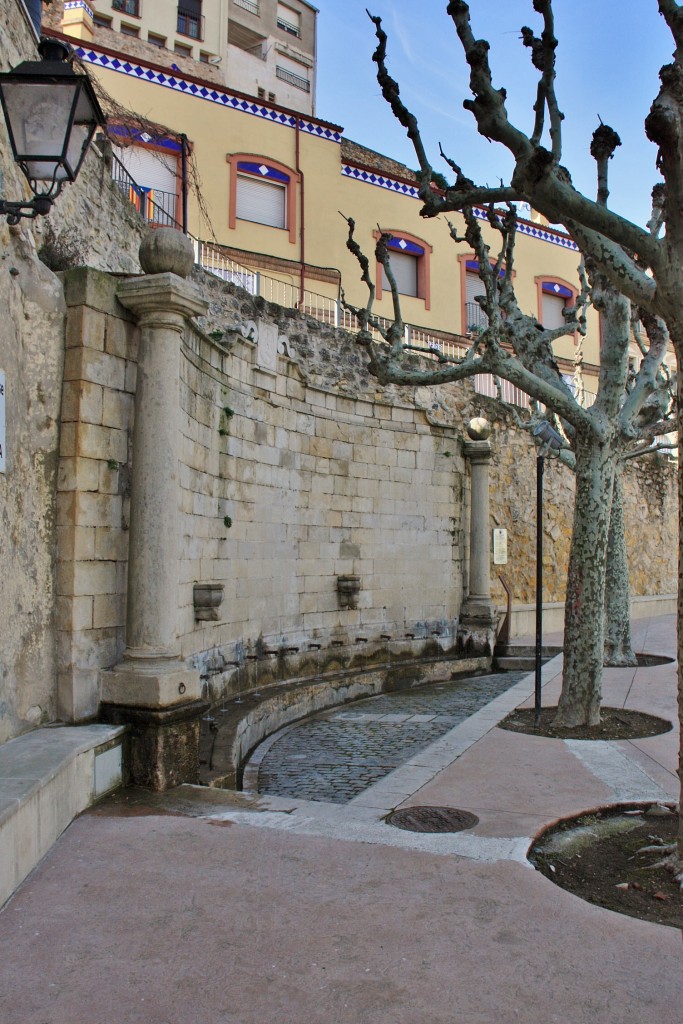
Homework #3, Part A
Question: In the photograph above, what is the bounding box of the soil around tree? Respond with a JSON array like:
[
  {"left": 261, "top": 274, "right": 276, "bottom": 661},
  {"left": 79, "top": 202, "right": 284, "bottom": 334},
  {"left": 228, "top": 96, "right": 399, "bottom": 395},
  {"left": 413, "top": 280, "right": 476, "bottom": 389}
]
[
  {"left": 498, "top": 706, "right": 672, "bottom": 740},
  {"left": 530, "top": 806, "right": 682, "bottom": 929}
]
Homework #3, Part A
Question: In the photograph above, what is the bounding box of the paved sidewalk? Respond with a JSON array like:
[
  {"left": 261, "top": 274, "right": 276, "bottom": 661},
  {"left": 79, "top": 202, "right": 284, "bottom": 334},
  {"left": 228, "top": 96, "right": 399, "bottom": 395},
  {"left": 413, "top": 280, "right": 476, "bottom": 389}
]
[{"left": 0, "top": 615, "right": 681, "bottom": 1024}]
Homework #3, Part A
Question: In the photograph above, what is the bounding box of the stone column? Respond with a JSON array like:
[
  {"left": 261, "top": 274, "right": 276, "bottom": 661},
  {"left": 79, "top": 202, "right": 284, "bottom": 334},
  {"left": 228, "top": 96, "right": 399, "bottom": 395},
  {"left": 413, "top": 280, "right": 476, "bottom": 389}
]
[
  {"left": 457, "top": 418, "right": 498, "bottom": 656},
  {"left": 100, "top": 229, "right": 209, "bottom": 789}
]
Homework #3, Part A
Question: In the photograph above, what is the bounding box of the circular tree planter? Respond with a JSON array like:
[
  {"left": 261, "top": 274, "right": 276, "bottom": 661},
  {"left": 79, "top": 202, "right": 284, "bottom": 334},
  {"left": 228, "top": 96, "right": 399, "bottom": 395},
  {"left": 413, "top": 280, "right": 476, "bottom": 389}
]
[
  {"left": 634, "top": 652, "right": 675, "bottom": 667},
  {"left": 498, "top": 707, "right": 672, "bottom": 741},
  {"left": 529, "top": 804, "right": 682, "bottom": 929}
]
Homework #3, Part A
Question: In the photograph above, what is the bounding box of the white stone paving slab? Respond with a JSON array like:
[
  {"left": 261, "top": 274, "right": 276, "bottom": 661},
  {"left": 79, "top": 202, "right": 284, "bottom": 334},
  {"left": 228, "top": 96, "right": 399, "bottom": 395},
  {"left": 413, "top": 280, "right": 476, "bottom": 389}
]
[{"left": 564, "top": 739, "right": 671, "bottom": 803}]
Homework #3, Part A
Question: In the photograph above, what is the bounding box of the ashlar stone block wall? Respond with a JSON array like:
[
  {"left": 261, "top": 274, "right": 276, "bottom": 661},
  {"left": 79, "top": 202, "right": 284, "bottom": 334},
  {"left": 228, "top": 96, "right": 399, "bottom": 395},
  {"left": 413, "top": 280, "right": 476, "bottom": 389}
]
[
  {"left": 56, "top": 267, "right": 467, "bottom": 719},
  {"left": 178, "top": 320, "right": 464, "bottom": 677},
  {"left": 56, "top": 270, "right": 137, "bottom": 721},
  {"left": 54, "top": 262, "right": 678, "bottom": 722}
]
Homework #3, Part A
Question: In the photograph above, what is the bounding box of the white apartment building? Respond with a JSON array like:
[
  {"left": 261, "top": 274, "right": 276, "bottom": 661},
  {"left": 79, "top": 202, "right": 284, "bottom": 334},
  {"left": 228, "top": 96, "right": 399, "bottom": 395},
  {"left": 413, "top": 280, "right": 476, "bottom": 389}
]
[{"left": 46, "top": 0, "right": 318, "bottom": 114}]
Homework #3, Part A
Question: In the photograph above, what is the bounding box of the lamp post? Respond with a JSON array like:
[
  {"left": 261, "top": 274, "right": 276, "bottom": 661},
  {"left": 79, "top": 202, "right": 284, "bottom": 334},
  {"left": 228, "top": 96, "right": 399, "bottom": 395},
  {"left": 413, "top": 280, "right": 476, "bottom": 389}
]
[
  {"left": 0, "top": 38, "right": 105, "bottom": 224},
  {"left": 531, "top": 420, "right": 563, "bottom": 726}
]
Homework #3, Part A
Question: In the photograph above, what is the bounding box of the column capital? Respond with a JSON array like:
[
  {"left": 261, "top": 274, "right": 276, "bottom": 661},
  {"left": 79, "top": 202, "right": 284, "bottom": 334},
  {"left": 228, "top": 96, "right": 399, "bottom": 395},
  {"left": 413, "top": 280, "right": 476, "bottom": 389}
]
[
  {"left": 463, "top": 438, "right": 492, "bottom": 463},
  {"left": 117, "top": 272, "right": 208, "bottom": 323}
]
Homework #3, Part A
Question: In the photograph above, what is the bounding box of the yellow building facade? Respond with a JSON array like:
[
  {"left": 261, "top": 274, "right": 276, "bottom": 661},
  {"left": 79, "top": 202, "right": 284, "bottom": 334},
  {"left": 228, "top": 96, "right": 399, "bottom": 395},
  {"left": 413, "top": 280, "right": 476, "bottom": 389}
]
[{"left": 49, "top": 4, "right": 603, "bottom": 393}]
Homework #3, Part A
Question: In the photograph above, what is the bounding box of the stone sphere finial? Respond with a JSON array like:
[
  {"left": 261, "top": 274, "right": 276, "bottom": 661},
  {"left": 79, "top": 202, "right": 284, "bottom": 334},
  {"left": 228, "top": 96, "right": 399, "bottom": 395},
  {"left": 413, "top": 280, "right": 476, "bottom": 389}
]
[
  {"left": 139, "top": 228, "right": 195, "bottom": 278},
  {"left": 466, "top": 416, "right": 491, "bottom": 440}
]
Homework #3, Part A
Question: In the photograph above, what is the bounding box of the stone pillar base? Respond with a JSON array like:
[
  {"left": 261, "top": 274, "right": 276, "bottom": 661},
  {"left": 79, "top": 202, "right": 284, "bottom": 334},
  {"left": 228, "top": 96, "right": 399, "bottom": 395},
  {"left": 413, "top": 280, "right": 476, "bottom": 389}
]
[
  {"left": 100, "top": 660, "right": 201, "bottom": 708},
  {"left": 99, "top": 658, "right": 204, "bottom": 789},
  {"left": 457, "top": 599, "right": 499, "bottom": 658},
  {"left": 100, "top": 699, "right": 208, "bottom": 791}
]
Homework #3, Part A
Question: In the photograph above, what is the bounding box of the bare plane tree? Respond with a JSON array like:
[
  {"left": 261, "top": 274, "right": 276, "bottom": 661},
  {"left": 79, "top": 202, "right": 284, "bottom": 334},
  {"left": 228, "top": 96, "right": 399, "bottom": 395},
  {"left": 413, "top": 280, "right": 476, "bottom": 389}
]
[{"left": 354, "top": 0, "right": 683, "bottom": 881}]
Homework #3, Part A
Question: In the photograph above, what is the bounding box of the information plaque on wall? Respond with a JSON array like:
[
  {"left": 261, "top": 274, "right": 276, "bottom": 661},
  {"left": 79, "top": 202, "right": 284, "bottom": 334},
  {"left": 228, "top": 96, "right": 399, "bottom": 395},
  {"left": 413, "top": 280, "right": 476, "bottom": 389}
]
[
  {"left": 492, "top": 528, "right": 507, "bottom": 565},
  {"left": 0, "top": 371, "right": 5, "bottom": 474}
]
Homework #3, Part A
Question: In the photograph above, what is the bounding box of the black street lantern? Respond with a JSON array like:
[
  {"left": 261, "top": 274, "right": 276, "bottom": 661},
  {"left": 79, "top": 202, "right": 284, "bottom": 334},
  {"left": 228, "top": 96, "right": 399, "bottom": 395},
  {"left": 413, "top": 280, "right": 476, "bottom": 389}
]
[{"left": 0, "top": 38, "right": 105, "bottom": 224}]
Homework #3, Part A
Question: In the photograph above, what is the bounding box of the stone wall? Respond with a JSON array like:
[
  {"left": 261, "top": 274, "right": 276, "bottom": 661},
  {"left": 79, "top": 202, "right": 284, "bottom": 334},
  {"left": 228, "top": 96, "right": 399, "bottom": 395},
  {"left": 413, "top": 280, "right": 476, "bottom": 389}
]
[
  {"left": 0, "top": 0, "right": 146, "bottom": 742},
  {"left": 56, "top": 270, "right": 137, "bottom": 721},
  {"left": 53, "top": 261, "right": 678, "bottom": 722},
  {"left": 57, "top": 265, "right": 469, "bottom": 717},
  {"left": 0, "top": 1, "right": 64, "bottom": 741}
]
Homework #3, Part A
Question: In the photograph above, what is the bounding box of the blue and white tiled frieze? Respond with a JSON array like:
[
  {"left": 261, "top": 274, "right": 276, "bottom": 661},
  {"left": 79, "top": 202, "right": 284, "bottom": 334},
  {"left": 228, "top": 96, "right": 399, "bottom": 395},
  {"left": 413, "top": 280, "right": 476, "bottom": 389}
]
[
  {"left": 65, "top": 0, "right": 94, "bottom": 17},
  {"left": 76, "top": 42, "right": 575, "bottom": 252},
  {"left": 341, "top": 165, "right": 578, "bottom": 252},
  {"left": 341, "top": 163, "right": 421, "bottom": 199},
  {"left": 74, "top": 46, "right": 343, "bottom": 143}
]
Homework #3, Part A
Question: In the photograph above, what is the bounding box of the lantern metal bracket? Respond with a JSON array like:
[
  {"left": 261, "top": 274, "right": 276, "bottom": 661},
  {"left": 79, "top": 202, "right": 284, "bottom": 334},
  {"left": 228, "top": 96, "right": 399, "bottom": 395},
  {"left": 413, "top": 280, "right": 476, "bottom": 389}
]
[{"left": 0, "top": 191, "right": 60, "bottom": 225}]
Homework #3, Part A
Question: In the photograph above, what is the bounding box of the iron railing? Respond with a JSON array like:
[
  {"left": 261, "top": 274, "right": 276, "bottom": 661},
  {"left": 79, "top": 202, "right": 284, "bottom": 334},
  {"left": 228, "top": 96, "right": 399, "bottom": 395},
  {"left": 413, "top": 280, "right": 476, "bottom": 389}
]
[
  {"left": 107, "top": 157, "right": 596, "bottom": 411},
  {"left": 234, "top": 0, "right": 260, "bottom": 13},
  {"left": 465, "top": 301, "right": 489, "bottom": 334},
  {"left": 177, "top": 7, "right": 204, "bottom": 40},
  {"left": 110, "top": 152, "right": 182, "bottom": 229},
  {"left": 275, "top": 66, "right": 310, "bottom": 92}
]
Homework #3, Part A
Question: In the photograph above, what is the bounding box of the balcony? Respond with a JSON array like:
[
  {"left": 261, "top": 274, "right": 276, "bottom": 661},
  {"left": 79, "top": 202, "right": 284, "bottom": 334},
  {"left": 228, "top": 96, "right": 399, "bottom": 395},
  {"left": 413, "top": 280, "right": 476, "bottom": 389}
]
[
  {"left": 276, "top": 65, "right": 310, "bottom": 92},
  {"left": 113, "top": 0, "right": 140, "bottom": 15},
  {"left": 177, "top": 7, "right": 204, "bottom": 40},
  {"left": 234, "top": 0, "right": 260, "bottom": 14}
]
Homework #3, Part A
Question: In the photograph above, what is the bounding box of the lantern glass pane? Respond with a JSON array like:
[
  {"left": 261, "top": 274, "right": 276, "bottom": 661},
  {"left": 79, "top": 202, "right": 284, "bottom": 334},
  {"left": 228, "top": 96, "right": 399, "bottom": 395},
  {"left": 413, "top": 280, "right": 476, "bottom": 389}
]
[
  {"left": 63, "top": 123, "right": 92, "bottom": 178},
  {"left": 1, "top": 79, "right": 79, "bottom": 180},
  {"left": 62, "top": 84, "right": 100, "bottom": 177}
]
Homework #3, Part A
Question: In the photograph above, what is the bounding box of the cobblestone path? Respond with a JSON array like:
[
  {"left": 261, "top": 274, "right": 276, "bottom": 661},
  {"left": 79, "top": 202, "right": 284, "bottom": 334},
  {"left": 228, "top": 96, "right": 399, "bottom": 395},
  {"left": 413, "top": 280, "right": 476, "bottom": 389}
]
[{"left": 256, "top": 671, "right": 527, "bottom": 803}]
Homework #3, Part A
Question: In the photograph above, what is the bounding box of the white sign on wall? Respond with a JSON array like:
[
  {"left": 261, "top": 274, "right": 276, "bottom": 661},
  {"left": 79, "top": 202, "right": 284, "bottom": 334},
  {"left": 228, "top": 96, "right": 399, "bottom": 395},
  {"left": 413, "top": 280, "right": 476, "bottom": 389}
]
[
  {"left": 0, "top": 371, "right": 5, "bottom": 474},
  {"left": 492, "top": 528, "right": 507, "bottom": 565}
]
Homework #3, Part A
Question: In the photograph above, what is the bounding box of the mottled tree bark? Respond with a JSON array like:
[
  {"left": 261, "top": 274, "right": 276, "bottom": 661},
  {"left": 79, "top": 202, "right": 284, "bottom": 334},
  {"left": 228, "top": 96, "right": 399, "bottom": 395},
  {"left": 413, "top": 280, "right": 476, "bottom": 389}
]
[
  {"left": 363, "top": 1, "right": 683, "bottom": 873},
  {"left": 603, "top": 470, "right": 637, "bottom": 666},
  {"left": 555, "top": 432, "right": 615, "bottom": 727}
]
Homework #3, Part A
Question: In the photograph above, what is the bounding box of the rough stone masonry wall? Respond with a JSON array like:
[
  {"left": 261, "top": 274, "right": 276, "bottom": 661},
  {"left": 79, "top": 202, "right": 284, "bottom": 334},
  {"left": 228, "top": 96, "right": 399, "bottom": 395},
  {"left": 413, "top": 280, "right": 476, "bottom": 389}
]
[
  {"left": 56, "top": 266, "right": 468, "bottom": 717},
  {"left": 0, "top": 0, "right": 69, "bottom": 742},
  {"left": 0, "top": 0, "right": 147, "bottom": 741}
]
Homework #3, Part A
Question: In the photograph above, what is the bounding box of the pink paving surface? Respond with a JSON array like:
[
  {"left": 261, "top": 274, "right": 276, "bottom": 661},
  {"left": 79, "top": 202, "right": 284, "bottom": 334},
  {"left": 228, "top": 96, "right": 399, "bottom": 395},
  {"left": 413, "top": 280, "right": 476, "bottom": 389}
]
[
  {"left": 0, "top": 615, "right": 681, "bottom": 1023},
  {"left": 1, "top": 814, "right": 681, "bottom": 1024}
]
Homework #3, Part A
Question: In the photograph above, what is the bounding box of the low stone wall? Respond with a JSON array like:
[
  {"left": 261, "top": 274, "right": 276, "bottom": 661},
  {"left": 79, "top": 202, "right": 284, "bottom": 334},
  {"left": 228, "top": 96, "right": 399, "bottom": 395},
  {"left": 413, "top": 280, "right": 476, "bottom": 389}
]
[{"left": 201, "top": 654, "right": 488, "bottom": 789}]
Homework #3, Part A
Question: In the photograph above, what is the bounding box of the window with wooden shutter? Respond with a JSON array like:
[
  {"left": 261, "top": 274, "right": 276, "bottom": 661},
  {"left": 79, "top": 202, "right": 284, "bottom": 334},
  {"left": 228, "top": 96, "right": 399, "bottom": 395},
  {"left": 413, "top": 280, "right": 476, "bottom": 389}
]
[
  {"left": 277, "top": 2, "right": 300, "bottom": 36},
  {"left": 228, "top": 156, "right": 298, "bottom": 243}
]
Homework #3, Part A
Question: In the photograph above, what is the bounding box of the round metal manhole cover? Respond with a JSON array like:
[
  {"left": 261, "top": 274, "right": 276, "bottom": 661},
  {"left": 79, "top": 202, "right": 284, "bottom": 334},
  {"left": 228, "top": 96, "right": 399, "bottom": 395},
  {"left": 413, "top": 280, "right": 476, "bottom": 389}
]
[{"left": 386, "top": 806, "right": 479, "bottom": 833}]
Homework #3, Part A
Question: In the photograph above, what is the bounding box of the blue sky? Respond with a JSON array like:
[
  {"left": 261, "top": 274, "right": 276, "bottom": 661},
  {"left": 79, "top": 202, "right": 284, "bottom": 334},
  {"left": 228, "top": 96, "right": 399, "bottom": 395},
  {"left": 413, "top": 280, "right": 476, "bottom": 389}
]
[{"left": 315, "top": 1, "right": 673, "bottom": 229}]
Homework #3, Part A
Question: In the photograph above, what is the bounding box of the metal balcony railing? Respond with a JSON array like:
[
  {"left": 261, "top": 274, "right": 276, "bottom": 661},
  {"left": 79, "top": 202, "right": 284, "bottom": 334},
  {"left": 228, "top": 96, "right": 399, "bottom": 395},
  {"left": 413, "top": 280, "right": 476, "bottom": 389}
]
[
  {"left": 234, "top": 0, "right": 260, "bottom": 13},
  {"left": 106, "top": 155, "right": 597, "bottom": 412},
  {"left": 113, "top": 0, "right": 140, "bottom": 15},
  {"left": 177, "top": 7, "right": 204, "bottom": 40},
  {"left": 465, "top": 301, "right": 489, "bottom": 334},
  {"left": 110, "top": 153, "right": 182, "bottom": 229},
  {"left": 275, "top": 65, "right": 310, "bottom": 92}
]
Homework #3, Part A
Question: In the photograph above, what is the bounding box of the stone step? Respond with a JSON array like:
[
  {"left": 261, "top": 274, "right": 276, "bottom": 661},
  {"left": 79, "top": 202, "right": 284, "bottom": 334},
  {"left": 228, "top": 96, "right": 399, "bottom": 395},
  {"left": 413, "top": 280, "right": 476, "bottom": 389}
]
[
  {"left": 494, "top": 656, "right": 538, "bottom": 671},
  {"left": 0, "top": 724, "right": 125, "bottom": 908},
  {"left": 495, "top": 644, "right": 562, "bottom": 659}
]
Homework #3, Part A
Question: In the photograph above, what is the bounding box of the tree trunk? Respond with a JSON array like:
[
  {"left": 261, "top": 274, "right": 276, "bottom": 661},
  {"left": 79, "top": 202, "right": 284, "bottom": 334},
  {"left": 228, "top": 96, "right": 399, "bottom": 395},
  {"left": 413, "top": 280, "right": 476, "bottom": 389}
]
[
  {"left": 603, "top": 469, "right": 637, "bottom": 667},
  {"left": 554, "top": 432, "right": 615, "bottom": 728}
]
